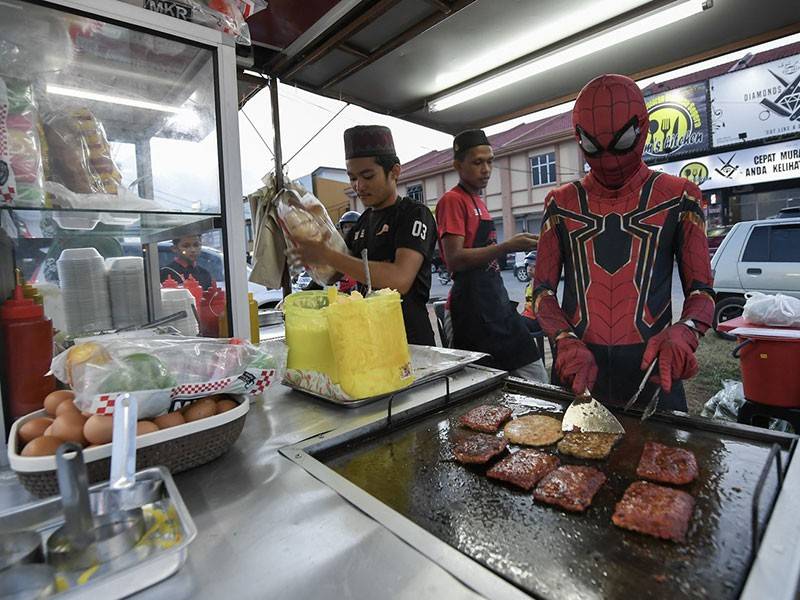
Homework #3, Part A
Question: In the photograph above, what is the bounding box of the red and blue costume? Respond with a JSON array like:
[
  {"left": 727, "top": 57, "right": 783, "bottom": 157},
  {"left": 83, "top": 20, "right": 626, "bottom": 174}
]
[{"left": 532, "top": 75, "right": 714, "bottom": 410}]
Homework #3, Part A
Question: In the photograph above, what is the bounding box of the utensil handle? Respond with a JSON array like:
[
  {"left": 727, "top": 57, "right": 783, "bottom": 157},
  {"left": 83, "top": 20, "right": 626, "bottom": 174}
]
[
  {"left": 732, "top": 339, "right": 753, "bottom": 359},
  {"left": 56, "top": 443, "right": 94, "bottom": 544},
  {"left": 360, "top": 249, "right": 372, "bottom": 295},
  {"left": 110, "top": 394, "right": 138, "bottom": 491}
]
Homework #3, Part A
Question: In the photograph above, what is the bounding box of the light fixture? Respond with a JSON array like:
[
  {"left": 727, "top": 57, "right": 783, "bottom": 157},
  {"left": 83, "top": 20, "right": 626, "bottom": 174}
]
[
  {"left": 428, "top": 0, "right": 710, "bottom": 112},
  {"left": 46, "top": 84, "right": 181, "bottom": 113}
]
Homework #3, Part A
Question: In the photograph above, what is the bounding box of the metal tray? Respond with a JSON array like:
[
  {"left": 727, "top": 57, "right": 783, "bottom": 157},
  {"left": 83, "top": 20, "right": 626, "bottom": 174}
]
[
  {"left": 284, "top": 345, "right": 487, "bottom": 408},
  {"left": 282, "top": 378, "right": 798, "bottom": 600},
  {"left": 0, "top": 466, "right": 197, "bottom": 599}
]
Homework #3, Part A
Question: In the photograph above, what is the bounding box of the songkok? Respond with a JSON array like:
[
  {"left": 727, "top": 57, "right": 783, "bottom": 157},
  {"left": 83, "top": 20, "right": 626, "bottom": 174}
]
[
  {"left": 453, "top": 129, "right": 490, "bottom": 155},
  {"left": 344, "top": 125, "right": 396, "bottom": 159}
]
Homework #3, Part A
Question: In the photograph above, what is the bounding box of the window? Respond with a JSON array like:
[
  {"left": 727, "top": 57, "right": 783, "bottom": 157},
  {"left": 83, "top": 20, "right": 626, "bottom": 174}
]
[
  {"left": 769, "top": 225, "right": 800, "bottom": 262},
  {"left": 407, "top": 184, "right": 424, "bottom": 203},
  {"left": 530, "top": 152, "right": 557, "bottom": 187},
  {"left": 742, "top": 224, "right": 800, "bottom": 262},
  {"left": 742, "top": 226, "right": 769, "bottom": 262}
]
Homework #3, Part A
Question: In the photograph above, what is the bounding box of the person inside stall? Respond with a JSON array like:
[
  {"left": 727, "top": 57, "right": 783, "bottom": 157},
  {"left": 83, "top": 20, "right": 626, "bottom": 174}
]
[
  {"left": 337, "top": 210, "right": 361, "bottom": 294},
  {"left": 521, "top": 252, "right": 537, "bottom": 328},
  {"left": 289, "top": 125, "right": 438, "bottom": 346},
  {"left": 436, "top": 129, "right": 546, "bottom": 381},
  {"left": 532, "top": 74, "right": 715, "bottom": 410},
  {"left": 160, "top": 234, "right": 213, "bottom": 289}
]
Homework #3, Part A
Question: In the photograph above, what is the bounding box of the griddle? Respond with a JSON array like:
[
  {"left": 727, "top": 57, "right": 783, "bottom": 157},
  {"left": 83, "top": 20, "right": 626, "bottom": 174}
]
[{"left": 296, "top": 379, "right": 796, "bottom": 600}]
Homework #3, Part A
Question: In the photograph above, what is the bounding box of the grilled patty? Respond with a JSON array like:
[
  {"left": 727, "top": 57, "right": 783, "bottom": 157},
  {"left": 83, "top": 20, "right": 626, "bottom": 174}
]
[
  {"left": 503, "top": 415, "right": 563, "bottom": 447},
  {"left": 636, "top": 441, "right": 699, "bottom": 485},
  {"left": 612, "top": 481, "right": 695, "bottom": 542},
  {"left": 486, "top": 449, "right": 560, "bottom": 491},
  {"left": 534, "top": 465, "right": 606, "bottom": 512},
  {"left": 453, "top": 433, "right": 508, "bottom": 464},
  {"left": 459, "top": 405, "right": 514, "bottom": 433},
  {"left": 557, "top": 432, "right": 621, "bottom": 460}
]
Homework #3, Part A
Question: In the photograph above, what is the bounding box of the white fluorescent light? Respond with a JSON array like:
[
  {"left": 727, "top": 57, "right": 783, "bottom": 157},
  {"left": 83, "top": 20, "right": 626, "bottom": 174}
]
[
  {"left": 428, "top": 0, "right": 707, "bottom": 112},
  {"left": 46, "top": 84, "right": 181, "bottom": 113}
]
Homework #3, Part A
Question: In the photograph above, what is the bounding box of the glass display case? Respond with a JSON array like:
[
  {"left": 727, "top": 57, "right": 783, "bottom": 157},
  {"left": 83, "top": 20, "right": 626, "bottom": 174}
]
[{"left": 0, "top": 0, "right": 249, "bottom": 339}]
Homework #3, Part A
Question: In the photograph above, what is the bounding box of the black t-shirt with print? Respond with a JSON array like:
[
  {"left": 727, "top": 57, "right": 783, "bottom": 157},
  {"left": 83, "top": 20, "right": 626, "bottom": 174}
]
[{"left": 346, "top": 196, "right": 437, "bottom": 345}]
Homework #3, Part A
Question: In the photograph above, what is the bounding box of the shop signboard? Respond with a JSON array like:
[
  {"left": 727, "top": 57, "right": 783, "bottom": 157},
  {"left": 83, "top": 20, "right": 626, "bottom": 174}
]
[
  {"left": 643, "top": 82, "right": 710, "bottom": 161},
  {"left": 710, "top": 53, "right": 800, "bottom": 147},
  {"left": 651, "top": 138, "right": 800, "bottom": 191}
]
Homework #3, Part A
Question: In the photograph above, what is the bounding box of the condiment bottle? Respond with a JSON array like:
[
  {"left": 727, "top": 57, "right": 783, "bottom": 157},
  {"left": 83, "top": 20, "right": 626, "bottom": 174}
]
[
  {"left": 200, "top": 283, "right": 225, "bottom": 338},
  {"left": 0, "top": 271, "right": 55, "bottom": 420},
  {"left": 183, "top": 275, "right": 203, "bottom": 306},
  {"left": 161, "top": 274, "right": 180, "bottom": 289},
  {"left": 22, "top": 277, "right": 43, "bottom": 306},
  {"left": 249, "top": 292, "right": 259, "bottom": 344}
]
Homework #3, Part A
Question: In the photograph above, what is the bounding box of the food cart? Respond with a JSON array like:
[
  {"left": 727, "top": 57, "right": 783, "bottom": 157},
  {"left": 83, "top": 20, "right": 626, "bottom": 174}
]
[{"left": 2, "top": 0, "right": 800, "bottom": 598}]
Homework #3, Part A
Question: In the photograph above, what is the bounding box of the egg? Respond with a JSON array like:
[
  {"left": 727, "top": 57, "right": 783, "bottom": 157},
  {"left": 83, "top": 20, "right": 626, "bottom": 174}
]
[
  {"left": 43, "top": 425, "right": 54, "bottom": 436},
  {"left": 51, "top": 412, "right": 88, "bottom": 445},
  {"left": 83, "top": 415, "right": 114, "bottom": 445},
  {"left": 55, "top": 399, "right": 80, "bottom": 417},
  {"left": 44, "top": 390, "right": 75, "bottom": 416},
  {"left": 182, "top": 398, "right": 217, "bottom": 422},
  {"left": 154, "top": 412, "right": 185, "bottom": 429},
  {"left": 21, "top": 436, "right": 65, "bottom": 457},
  {"left": 216, "top": 399, "right": 238, "bottom": 414},
  {"left": 18, "top": 417, "right": 54, "bottom": 445},
  {"left": 136, "top": 421, "right": 159, "bottom": 436}
]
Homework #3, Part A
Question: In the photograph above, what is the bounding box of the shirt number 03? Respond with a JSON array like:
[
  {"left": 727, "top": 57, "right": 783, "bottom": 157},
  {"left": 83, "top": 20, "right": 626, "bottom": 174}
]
[{"left": 411, "top": 220, "right": 428, "bottom": 240}]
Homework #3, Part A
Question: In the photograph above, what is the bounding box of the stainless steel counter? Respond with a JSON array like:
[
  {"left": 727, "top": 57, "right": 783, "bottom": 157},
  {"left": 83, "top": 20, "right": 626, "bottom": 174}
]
[{"left": 0, "top": 366, "right": 502, "bottom": 599}]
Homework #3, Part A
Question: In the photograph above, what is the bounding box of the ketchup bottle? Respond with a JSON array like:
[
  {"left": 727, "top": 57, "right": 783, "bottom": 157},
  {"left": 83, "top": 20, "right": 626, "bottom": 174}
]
[
  {"left": 161, "top": 274, "right": 180, "bottom": 289},
  {"left": 183, "top": 275, "right": 203, "bottom": 307},
  {"left": 0, "top": 272, "right": 55, "bottom": 420}
]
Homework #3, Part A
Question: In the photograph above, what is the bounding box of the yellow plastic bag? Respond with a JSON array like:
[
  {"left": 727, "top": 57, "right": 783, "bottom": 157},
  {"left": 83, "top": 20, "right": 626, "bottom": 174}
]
[{"left": 283, "top": 290, "right": 414, "bottom": 399}]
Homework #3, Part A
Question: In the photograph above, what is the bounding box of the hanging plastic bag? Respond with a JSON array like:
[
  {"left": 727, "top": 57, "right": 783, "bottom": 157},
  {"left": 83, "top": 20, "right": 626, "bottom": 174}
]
[
  {"left": 276, "top": 187, "right": 348, "bottom": 286},
  {"left": 136, "top": 0, "right": 267, "bottom": 45},
  {"left": 742, "top": 292, "right": 800, "bottom": 327},
  {"left": 701, "top": 379, "right": 794, "bottom": 433},
  {"left": 0, "top": 78, "right": 17, "bottom": 205}
]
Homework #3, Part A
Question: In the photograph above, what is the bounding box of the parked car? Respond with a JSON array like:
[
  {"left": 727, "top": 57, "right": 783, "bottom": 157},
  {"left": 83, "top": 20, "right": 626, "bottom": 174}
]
[
  {"left": 710, "top": 217, "right": 800, "bottom": 338},
  {"left": 707, "top": 225, "right": 733, "bottom": 259},
  {"left": 768, "top": 206, "right": 800, "bottom": 219}
]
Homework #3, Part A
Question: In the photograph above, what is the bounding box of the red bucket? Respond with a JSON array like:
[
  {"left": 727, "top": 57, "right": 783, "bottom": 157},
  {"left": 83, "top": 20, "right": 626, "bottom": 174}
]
[{"left": 733, "top": 336, "right": 800, "bottom": 408}]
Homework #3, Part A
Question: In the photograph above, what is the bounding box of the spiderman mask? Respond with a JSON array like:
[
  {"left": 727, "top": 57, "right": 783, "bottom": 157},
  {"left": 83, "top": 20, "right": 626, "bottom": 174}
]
[{"left": 572, "top": 74, "right": 648, "bottom": 189}]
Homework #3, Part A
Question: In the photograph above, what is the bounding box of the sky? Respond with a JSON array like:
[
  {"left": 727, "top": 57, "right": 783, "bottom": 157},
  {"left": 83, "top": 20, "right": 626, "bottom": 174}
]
[{"left": 237, "top": 33, "right": 800, "bottom": 197}]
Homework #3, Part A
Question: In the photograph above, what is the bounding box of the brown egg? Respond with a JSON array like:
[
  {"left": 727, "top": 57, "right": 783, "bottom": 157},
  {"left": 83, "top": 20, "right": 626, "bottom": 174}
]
[
  {"left": 136, "top": 421, "right": 159, "bottom": 436},
  {"left": 55, "top": 399, "right": 80, "bottom": 417},
  {"left": 154, "top": 412, "right": 185, "bottom": 429},
  {"left": 182, "top": 398, "right": 217, "bottom": 422},
  {"left": 21, "top": 436, "right": 65, "bottom": 457},
  {"left": 216, "top": 399, "right": 238, "bottom": 414},
  {"left": 43, "top": 425, "right": 54, "bottom": 436},
  {"left": 44, "top": 390, "right": 75, "bottom": 416},
  {"left": 18, "top": 417, "right": 54, "bottom": 445},
  {"left": 51, "top": 412, "right": 87, "bottom": 445},
  {"left": 83, "top": 415, "right": 114, "bottom": 445}
]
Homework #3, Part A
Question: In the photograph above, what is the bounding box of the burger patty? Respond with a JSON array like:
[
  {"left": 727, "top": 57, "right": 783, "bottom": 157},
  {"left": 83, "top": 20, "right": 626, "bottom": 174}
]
[
  {"left": 533, "top": 465, "right": 607, "bottom": 512},
  {"left": 459, "top": 405, "right": 513, "bottom": 433},
  {"left": 503, "top": 415, "right": 563, "bottom": 447},
  {"left": 636, "top": 441, "right": 698, "bottom": 485},
  {"left": 612, "top": 481, "right": 695, "bottom": 542},
  {"left": 453, "top": 433, "right": 508, "bottom": 464},
  {"left": 486, "top": 449, "right": 560, "bottom": 491},
  {"left": 557, "top": 432, "right": 621, "bottom": 460}
]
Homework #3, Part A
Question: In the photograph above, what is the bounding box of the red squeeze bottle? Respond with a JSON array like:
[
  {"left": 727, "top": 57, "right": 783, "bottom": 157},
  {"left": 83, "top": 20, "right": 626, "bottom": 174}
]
[
  {"left": 183, "top": 275, "right": 203, "bottom": 306},
  {"left": 0, "top": 273, "right": 55, "bottom": 419},
  {"left": 161, "top": 274, "right": 179, "bottom": 289}
]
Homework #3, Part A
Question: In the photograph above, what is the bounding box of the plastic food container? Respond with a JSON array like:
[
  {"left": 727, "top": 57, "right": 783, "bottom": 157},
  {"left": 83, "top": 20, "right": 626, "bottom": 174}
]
[{"left": 8, "top": 397, "right": 249, "bottom": 498}]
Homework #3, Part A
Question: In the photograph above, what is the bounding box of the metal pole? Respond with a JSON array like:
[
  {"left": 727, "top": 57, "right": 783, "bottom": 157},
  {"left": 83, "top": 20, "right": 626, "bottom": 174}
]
[{"left": 269, "top": 77, "right": 292, "bottom": 297}]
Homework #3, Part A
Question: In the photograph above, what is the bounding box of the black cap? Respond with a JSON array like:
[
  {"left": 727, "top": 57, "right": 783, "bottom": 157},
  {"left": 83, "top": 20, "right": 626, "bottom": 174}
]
[
  {"left": 453, "top": 129, "right": 490, "bottom": 156},
  {"left": 344, "top": 125, "right": 396, "bottom": 159}
]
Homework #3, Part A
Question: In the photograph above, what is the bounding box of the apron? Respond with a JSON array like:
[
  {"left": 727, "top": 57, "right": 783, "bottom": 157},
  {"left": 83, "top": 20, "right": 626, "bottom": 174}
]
[{"left": 449, "top": 195, "right": 539, "bottom": 371}]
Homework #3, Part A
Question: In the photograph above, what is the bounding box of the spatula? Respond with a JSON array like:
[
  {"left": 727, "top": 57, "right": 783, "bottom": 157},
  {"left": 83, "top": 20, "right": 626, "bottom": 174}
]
[{"left": 561, "top": 389, "right": 625, "bottom": 434}]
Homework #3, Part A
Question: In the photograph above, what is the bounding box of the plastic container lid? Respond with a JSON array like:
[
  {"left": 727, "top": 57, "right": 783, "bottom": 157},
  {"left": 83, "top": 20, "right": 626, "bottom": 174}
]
[
  {"left": 56, "top": 247, "right": 104, "bottom": 262},
  {"left": 106, "top": 256, "right": 144, "bottom": 272}
]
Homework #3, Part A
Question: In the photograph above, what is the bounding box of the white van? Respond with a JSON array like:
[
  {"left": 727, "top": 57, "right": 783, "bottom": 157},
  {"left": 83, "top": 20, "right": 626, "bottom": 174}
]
[{"left": 710, "top": 217, "right": 800, "bottom": 336}]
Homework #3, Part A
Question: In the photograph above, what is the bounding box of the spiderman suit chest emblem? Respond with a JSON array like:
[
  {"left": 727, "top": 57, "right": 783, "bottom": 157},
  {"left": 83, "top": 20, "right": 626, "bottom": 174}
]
[{"left": 552, "top": 172, "right": 686, "bottom": 346}]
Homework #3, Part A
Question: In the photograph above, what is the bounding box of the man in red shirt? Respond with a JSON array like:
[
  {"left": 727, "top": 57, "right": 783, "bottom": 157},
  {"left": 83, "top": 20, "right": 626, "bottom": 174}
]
[{"left": 436, "top": 129, "right": 545, "bottom": 380}]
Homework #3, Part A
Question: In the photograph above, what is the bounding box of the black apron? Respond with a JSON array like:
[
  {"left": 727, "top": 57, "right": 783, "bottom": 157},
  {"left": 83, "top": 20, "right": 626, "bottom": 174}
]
[{"left": 449, "top": 195, "right": 539, "bottom": 371}]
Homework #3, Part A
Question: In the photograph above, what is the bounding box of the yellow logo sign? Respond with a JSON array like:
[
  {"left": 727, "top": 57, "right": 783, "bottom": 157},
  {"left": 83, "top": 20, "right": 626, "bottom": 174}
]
[
  {"left": 645, "top": 94, "right": 705, "bottom": 157},
  {"left": 678, "top": 162, "right": 709, "bottom": 185}
]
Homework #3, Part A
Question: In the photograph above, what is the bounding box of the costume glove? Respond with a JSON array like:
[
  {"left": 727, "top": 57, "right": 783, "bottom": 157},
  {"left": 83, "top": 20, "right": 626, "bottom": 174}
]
[
  {"left": 641, "top": 324, "right": 700, "bottom": 393},
  {"left": 555, "top": 336, "right": 598, "bottom": 395}
]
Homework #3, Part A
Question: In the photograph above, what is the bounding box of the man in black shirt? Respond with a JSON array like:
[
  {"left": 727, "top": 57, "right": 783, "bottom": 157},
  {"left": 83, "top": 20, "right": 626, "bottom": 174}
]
[
  {"left": 290, "top": 125, "right": 437, "bottom": 345},
  {"left": 160, "top": 234, "right": 214, "bottom": 289}
]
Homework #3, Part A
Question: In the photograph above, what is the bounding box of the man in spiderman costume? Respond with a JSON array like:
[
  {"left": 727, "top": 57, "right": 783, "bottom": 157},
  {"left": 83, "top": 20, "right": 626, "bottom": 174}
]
[{"left": 532, "top": 74, "right": 715, "bottom": 411}]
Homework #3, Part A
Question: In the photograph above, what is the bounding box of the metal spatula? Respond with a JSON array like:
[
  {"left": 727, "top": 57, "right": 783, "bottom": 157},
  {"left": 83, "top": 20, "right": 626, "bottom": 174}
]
[{"left": 562, "top": 390, "right": 625, "bottom": 434}]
